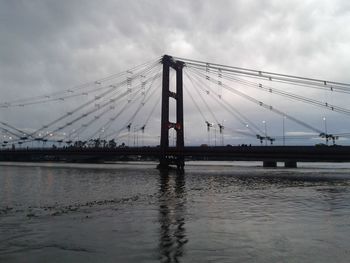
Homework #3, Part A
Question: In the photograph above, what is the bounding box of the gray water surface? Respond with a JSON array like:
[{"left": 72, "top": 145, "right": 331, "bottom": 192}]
[{"left": 1, "top": 162, "right": 350, "bottom": 262}]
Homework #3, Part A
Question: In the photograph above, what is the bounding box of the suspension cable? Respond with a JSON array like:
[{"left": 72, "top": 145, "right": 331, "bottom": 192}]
[
  {"left": 0, "top": 57, "right": 161, "bottom": 108},
  {"left": 100, "top": 74, "right": 162, "bottom": 140},
  {"left": 190, "top": 65, "right": 350, "bottom": 116},
  {"left": 186, "top": 71, "right": 263, "bottom": 136},
  {"left": 175, "top": 56, "right": 350, "bottom": 91},
  {"left": 69, "top": 68, "right": 162, "bottom": 141},
  {"left": 29, "top": 62, "right": 160, "bottom": 138},
  {"left": 188, "top": 67, "right": 324, "bottom": 134}
]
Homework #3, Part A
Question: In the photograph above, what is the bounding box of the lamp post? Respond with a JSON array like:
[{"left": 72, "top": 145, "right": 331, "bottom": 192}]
[
  {"left": 283, "top": 116, "right": 286, "bottom": 146},
  {"left": 219, "top": 120, "right": 225, "bottom": 146},
  {"left": 262, "top": 120, "right": 267, "bottom": 146},
  {"left": 133, "top": 127, "right": 136, "bottom": 147},
  {"left": 214, "top": 125, "right": 217, "bottom": 146},
  {"left": 323, "top": 116, "right": 328, "bottom": 145}
]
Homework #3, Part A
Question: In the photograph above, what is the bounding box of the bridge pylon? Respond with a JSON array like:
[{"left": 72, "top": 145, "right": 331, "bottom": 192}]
[{"left": 158, "top": 55, "right": 185, "bottom": 171}]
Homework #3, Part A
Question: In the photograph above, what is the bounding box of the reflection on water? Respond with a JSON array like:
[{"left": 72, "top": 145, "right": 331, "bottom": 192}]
[
  {"left": 158, "top": 171, "right": 187, "bottom": 262},
  {"left": 1, "top": 162, "right": 350, "bottom": 262}
]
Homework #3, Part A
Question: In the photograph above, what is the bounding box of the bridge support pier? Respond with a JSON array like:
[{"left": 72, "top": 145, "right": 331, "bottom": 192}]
[
  {"left": 263, "top": 161, "right": 277, "bottom": 168},
  {"left": 284, "top": 161, "right": 297, "bottom": 168},
  {"left": 159, "top": 55, "right": 185, "bottom": 172}
]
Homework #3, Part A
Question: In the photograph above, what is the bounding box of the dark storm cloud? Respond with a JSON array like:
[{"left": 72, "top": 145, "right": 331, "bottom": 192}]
[
  {"left": 0, "top": 0, "right": 350, "bottom": 144},
  {"left": 1, "top": 0, "right": 349, "bottom": 85}
]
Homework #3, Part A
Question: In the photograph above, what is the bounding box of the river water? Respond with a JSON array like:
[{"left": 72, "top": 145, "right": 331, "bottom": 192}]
[{"left": 1, "top": 161, "right": 350, "bottom": 262}]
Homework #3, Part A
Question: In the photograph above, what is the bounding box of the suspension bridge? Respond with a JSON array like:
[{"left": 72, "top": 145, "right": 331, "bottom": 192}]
[{"left": 1, "top": 55, "right": 350, "bottom": 169}]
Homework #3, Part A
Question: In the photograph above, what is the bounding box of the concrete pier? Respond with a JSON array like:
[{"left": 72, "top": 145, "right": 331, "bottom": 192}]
[
  {"left": 263, "top": 161, "right": 277, "bottom": 167},
  {"left": 284, "top": 161, "right": 297, "bottom": 168}
]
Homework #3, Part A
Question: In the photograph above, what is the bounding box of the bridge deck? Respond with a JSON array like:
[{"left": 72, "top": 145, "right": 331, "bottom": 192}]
[{"left": 1, "top": 146, "right": 350, "bottom": 162}]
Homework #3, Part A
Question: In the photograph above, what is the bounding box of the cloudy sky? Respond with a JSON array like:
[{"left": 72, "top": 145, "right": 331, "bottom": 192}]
[{"left": 1, "top": 0, "right": 350, "bottom": 145}]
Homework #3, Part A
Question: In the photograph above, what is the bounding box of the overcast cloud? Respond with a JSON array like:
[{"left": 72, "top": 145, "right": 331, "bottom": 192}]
[{"left": 1, "top": 0, "right": 350, "bottom": 145}]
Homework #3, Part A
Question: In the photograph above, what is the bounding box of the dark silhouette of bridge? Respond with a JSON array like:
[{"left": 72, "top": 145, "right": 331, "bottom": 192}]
[
  {"left": 2, "top": 145, "right": 350, "bottom": 168},
  {"left": 1, "top": 54, "right": 350, "bottom": 169}
]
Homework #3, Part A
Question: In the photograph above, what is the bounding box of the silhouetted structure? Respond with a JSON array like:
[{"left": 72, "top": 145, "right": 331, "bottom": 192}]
[
  {"left": 2, "top": 54, "right": 350, "bottom": 170},
  {"left": 159, "top": 55, "right": 184, "bottom": 170}
]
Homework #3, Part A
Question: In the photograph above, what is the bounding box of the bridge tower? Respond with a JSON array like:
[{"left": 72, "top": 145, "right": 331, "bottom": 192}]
[{"left": 159, "top": 55, "right": 185, "bottom": 170}]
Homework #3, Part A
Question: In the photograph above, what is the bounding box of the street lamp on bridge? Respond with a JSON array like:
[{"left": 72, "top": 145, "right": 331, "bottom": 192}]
[
  {"left": 283, "top": 116, "right": 286, "bottom": 146},
  {"left": 323, "top": 116, "right": 328, "bottom": 145},
  {"left": 262, "top": 120, "right": 267, "bottom": 146}
]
